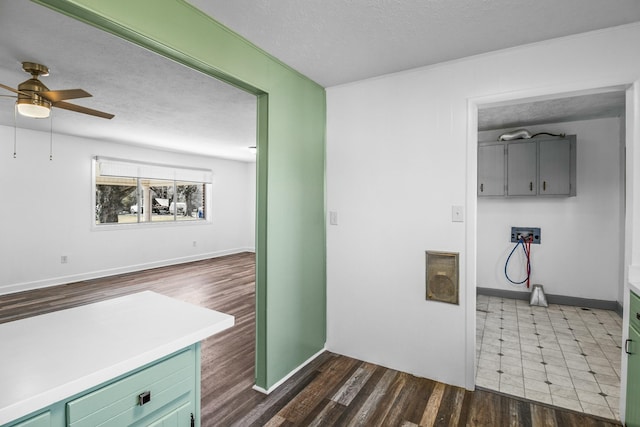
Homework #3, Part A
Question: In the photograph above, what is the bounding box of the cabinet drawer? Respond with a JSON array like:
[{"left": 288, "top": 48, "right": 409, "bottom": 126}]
[
  {"left": 67, "top": 348, "right": 195, "bottom": 427},
  {"left": 11, "top": 411, "right": 50, "bottom": 427},
  {"left": 631, "top": 291, "right": 640, "bottom": 332}
]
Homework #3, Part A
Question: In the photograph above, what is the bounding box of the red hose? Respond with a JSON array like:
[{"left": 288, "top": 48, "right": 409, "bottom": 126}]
[{"left": 525, "top": 236, "right": 532, "bottom": 288}]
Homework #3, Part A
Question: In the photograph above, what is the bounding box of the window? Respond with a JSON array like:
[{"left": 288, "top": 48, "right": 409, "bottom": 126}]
[{"left": 94, "top": 157, "right": 212, "bottom": 226}]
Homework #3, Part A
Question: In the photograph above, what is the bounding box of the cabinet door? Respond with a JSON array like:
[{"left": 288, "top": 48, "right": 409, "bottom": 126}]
[
  {"left": 627, "top": 325, "right": 640, "bottom": 427},
  {"left": 539, "top": 139, "right": 571, "bottom": 195},
  {"left": 146, "top": 402, "right": 192, "bottom": 427},
  {"left": 478, "top": 144, "right": 505, "bottom": 196},
  {"left": 507, "top": 142, "right": 537, "bottom": 196}
]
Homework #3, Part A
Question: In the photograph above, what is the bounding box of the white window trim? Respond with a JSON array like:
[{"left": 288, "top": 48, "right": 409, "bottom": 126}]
[{"left": 91, "top": 157, "right": 213, "bottom": 230}]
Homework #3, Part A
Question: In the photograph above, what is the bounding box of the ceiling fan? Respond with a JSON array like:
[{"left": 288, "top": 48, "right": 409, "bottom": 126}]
[{"left": 0, "top": 61, "right": 114, "bottom": 119}]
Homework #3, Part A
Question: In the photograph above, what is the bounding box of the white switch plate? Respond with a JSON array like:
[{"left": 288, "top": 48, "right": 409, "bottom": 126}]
[
  {"left": 329, "top": 211, "right": 338, "bottom": 225},
  {"left": 452, "top": 206, "right": 464, "bottom": 222}
]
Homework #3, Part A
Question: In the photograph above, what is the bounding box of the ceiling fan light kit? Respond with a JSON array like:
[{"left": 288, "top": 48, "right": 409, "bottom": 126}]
[{"left": 16, "top": 98, "right": 51, "bottom": 118}]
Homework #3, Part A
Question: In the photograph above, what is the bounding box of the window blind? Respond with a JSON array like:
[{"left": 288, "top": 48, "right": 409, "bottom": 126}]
[{"left": 95, "top": 157, "right": 213, "bottom": 183}]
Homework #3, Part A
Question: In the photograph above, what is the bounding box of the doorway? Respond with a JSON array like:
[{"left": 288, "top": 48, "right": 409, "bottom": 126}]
[
  {"left": 473, "top": 88, "right": 627, "bottom": 420},
  {"left": 0, "top": 0, "right": 260, "bottom": 409}
]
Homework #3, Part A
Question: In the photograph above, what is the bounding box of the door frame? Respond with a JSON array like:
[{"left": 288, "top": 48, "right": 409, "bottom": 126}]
[{"left": 465, "top": 80, "right": 639, "bottom": 422}]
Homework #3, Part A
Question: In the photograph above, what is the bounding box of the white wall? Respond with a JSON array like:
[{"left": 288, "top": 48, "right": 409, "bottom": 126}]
[
  {"left": 326, "top": 22, "right": 640, "bottom": 394},
  {"left": 477, "top": 118, "right": 623, "bottom": 302},
  {"left": 0, "top": 124, "right": 255, "bottom": 295}
]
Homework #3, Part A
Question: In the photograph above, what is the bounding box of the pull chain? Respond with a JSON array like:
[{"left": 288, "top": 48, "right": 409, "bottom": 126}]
[
  {"left": 13, "top": 104, "right": 17, "bottom": 158},
  {"left": 49, "top": 112, "right": 53, "bottom": 161}
]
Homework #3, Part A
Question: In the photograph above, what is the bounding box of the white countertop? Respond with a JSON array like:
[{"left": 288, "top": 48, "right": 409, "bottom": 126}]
[
  {"left": 0, "top": 291, "right": 234, "bottom": 425},
  {"left": 630, "top": 282, "right": 640, "bottom": 296}
]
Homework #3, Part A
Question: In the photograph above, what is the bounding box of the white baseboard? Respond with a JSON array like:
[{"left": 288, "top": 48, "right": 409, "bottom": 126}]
[
  {"left": 252, "top": 346, "right": 326, "bottom": 395},
  {"left": 0, "top": 248, "right": 253, "bottom": 296}
]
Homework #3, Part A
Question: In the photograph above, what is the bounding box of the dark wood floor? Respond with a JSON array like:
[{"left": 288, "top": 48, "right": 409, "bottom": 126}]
[{"left": 0, "top": 253, "right": 622, "bottom": 426}]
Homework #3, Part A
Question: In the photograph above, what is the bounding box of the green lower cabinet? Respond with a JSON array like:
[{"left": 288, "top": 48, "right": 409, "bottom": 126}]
[
  {"left": 4, "top": 345, "right": 200, "bottom": 427},
  {"left": 11, "top": 412, "right": 51, "bottom": 427},
  {"left": 628, "top": 324, "right": 640, "bottom": 426},
  {"left": 67, "top": 347, "right": 196, "bottom": 427}
]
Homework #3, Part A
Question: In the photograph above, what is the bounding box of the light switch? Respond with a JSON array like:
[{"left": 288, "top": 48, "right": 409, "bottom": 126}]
[
  {"left": 452, "top": 206, "right": 464, "bottom": 222},
  {"left": 329, "top": 211, "right": 338, "bottom": 225}
]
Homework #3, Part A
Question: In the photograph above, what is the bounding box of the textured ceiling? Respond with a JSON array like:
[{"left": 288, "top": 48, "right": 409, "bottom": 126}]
[
  {"left": 188, "top": 0, "right": 640, "bottom": 88},
  {"left": 478, "top": 91, "right": 626, "bottom": 132},
  {"left": 0, "top": 0, "right": 257, "bottom": 162},
  {"left": 0, "top": 1, "right": 637, "bottom": 160}
]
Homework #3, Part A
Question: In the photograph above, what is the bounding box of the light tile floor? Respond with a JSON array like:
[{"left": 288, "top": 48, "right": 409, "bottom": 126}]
[{"left": 476, "top": 295, "right": 623, "bottom": 421}]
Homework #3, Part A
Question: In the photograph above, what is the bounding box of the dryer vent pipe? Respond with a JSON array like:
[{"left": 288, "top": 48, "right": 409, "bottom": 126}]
[{"left": 498, "top": 129, "right": 566, "bottom": 141}]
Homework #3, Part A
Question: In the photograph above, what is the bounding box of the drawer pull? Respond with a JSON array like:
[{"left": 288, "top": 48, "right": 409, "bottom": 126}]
[
  {"left": 138, "top": 391, "right": 151, "bottom": 406},
  {"left": 626, "top": 339, "right": 633, "bottom": 355},
  {"left": 480, "top": 183, "right": 484, "bottom": 193},
  {"left": 637, "top": 312, "right": 640, "bottom": 321}
]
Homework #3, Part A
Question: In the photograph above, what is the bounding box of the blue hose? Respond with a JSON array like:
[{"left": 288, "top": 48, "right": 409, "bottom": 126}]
[{"left": 505, "top": 237, "right": 530, "bottom": 285}]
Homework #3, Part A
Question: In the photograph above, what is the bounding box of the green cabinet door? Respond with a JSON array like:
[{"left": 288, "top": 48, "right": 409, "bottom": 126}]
[
  {"left": 145, "top": 402, "right": 192, "bottom": 427},
  {"left": 628, "top": 324, "right": 640, "bottom": 426}
]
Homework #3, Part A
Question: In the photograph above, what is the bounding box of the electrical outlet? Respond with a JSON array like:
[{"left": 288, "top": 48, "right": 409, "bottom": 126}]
[
  {"left": 193, "top": 241, "right": 197, "bottom": 247},
  {"left": 61, "top": 255, "right": 68, "bottom": 264},
  {"left": 510, "top": 227, "right": 541, "bottom": 244}
]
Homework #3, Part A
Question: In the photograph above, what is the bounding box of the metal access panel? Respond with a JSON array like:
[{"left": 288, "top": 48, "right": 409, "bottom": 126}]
[
  {"left": 510, "top": 226, "right": 541, "bottom": 244},
  {"left": 425, "top": 251, "right": 459, "bottom": 305}
]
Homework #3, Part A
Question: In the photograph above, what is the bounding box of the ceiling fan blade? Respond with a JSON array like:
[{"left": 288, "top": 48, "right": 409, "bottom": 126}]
[
  {"left": 53, "top": 101, "right": 114, "bottom": 119},
  {"left": 40, "top": 89, "right": 92, "bottom": 102},
  {"left": 0, "top": 82, "right": 28, "bottom": 96}
]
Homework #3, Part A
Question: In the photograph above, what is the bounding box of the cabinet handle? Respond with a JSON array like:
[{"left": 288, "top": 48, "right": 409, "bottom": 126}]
[
  {"left": 529, "top": 182, "right": 533, "bottom": 192},
  {"left": 480, "top": 183, "right": 484, "bottom": 193},
  {"left": 138, "top": 391, "right": 151, "bottom": 406},
  {"left": 637, "top": 312, "right": 640, "bottom": 321},
  {"left": 191, "top": 413, "right": 195, "bottom": 427},
  {"left": 626, "top": 339, "right": 633, "bottom": 355},
  {"left": 543, "top": 181, "right": 547, "bottom": 191}
]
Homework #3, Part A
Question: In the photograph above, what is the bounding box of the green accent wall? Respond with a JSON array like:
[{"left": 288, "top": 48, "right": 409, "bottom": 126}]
[{"left": 34, "top": 0, "right": 326, "bottom": 390}]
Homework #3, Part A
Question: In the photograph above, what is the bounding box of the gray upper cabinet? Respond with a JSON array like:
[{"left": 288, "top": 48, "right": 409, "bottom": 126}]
[
  {"left": 507, "top": 141, "right": 537, "bottom": 196},
  {"left": 478, "top": 135, "right": 576, "bottom": 198},
  {"left": 478, "top": 143, "right": 505, "bottom": 196},
  {"left": 539, "top": 137, "right": 575, "bottom": 196}
]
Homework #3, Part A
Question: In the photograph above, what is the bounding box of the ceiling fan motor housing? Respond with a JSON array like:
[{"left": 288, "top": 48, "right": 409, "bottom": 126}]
[
  {"left": 17, "top": 77, "right": 51, "bottom": 115},
  {"left": 18, "top": 78, "right": 50, "bottom": 101}
]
